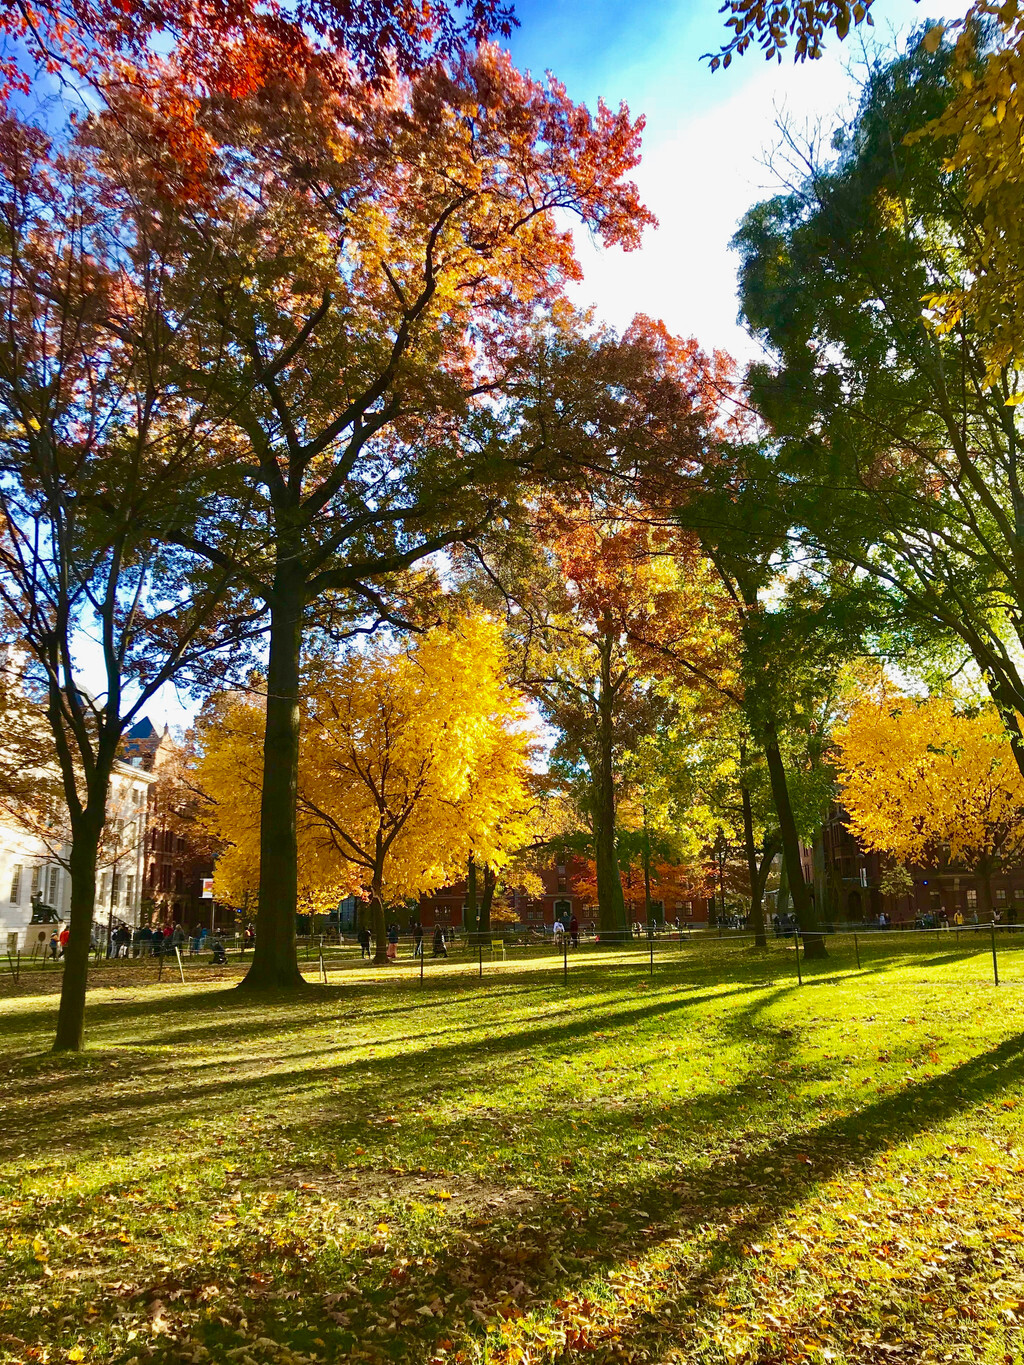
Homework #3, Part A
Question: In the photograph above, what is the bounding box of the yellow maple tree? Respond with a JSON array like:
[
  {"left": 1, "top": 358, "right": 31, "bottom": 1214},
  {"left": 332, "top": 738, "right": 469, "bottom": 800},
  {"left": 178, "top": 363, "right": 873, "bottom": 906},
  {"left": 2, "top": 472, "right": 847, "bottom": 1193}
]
[
  {"left": 194, "top": 615, "right": 536, "bottom": 960},
  {"left": 836, "top": 693, "right": 1024, "bottom": 917}
]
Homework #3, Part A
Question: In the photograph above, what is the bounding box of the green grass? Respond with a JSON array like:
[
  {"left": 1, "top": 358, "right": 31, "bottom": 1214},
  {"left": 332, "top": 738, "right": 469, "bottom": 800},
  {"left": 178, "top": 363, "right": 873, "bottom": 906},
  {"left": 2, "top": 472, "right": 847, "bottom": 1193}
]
[{"left": 3, "top": 937, "right": 1024, "bottom": 1364}]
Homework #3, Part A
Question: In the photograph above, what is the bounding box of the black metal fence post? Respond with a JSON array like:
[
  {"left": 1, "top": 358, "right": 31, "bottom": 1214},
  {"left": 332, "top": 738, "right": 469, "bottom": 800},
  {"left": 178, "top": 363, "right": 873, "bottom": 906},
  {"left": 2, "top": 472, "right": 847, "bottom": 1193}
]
[
  {"left": 420, "top": 941, "right": 425, "bottom": 984},
  {"left": 649, "top": 932, "right": 654, "bottom": 978},
  {"left": 854, "top": 932, "right": 860, "bottom": 970},
  {"left": 478, "top": 943, "right": 483, "bottom": 978},
  {"left": 563, "top": 932, "right": 568, "bottom": 985},
  {"left": 794, "top": 932, "right": 802, "bottom": 986}
]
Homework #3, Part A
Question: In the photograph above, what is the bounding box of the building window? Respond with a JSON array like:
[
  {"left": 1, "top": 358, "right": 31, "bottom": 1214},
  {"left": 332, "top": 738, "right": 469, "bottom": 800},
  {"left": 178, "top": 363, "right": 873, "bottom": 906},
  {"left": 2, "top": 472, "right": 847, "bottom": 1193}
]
[
  {"left": 31, "top": 866, "right": 40, "bottom": 897},
  {"left": 111, "top": 872, "right": 120, "bottom": 905},
  {"left": 967, "top": 889, "right": 978, "bottom": 908},
  {"left": 126, "top": 875, "right": 134, "bottom": 907},
  {"left": 997, "top": 889, "right": 1008, "bottom": 904},
  {"left": 47, "top": 866, "right": 58, "bottom": 906},
  {"left": 9, "top": 863, "right": 21, "bottom": 904}
]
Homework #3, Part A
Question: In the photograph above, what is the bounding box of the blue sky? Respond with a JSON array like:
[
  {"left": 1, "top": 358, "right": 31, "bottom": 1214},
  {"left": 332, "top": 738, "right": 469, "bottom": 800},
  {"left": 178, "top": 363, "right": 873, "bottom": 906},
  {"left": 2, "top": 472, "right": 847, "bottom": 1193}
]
[{"left": 499, "top": 0, "right": 968, "bottom": 360}]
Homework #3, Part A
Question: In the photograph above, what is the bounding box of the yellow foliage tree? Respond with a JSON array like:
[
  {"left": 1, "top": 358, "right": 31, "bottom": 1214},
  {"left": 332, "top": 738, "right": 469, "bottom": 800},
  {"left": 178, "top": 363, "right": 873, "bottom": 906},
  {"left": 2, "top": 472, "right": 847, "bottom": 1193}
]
[
  {"left": 195, "top": 616, "right": 536, "bottom": 961},
  {"left": 836, "top": 694, "right": 1024, "bottom": 918},
  {"left": 915, "top": 5, "right": 1024, "bottom": 383}
]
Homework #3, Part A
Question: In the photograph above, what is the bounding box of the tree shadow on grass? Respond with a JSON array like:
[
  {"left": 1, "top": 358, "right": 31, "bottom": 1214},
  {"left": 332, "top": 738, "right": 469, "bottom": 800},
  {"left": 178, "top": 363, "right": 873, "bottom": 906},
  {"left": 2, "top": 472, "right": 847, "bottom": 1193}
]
[
  {"left": 283, "top": 1022, "right": 1024, "bottom": 1361},
  {"left": 0, "top": 976, "right": 773, "bottom": 1164},
  {"left": 7, "top": 972, "right": 1024, "bottom": 1362}
]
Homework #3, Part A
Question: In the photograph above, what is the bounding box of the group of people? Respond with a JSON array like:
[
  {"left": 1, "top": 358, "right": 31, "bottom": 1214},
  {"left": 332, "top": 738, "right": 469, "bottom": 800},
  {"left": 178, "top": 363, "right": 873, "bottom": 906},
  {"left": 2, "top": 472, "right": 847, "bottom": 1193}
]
[
  {"left": 355, "top": 922, "right": 450, "bottom": 959},
  {"left": 111, "top": 922, "right": 184, "bottom": 957},
  {"left": 552, "top": 915, "right": 580, "bottom": 947}
]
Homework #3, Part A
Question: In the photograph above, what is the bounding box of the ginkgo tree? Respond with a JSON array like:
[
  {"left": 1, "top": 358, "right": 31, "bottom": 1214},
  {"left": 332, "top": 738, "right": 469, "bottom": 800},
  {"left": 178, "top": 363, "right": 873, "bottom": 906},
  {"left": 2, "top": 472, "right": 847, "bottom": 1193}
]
[
  {"left": 196, "top": 615, "right": 536, "bottom": 962},
  {"left": 836, "top": 692, "right": 1024, "bottom": 919}
]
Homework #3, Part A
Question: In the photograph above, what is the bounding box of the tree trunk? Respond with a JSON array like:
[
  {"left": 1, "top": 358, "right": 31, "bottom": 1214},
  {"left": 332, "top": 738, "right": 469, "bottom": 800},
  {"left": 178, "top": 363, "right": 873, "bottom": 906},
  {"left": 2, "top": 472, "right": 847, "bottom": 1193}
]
[
  {"left": 242, "top": 567, "right": 305, "bottom": 990},
  {"left": 477, "top": 864, "right": 496, "bottom": 944},
  {"left": 369, "top": 885, "right": 388, "bottom": 964},
  {"left": 370, "top": 831, "right": 389, "bottom": 965},
  {"left": 594, "top": 635, "right": 627, "bottom": 939},
  {"left": 812, "top": 828, "right": 830, "bottom": 926},
  {"left": 977, "top": 859, "right": 995, "bottom": 922},
  {"left": 777, "top": 855, "right": 791, "bottom": 920},
  {"left": 53, "top": 807, "right": 105, "bottom": 1052},
  {"left": 764, "top": 726, "right": 827, "bottom": 959},
  {"left": 465, "top": 855, "right": 478, "bottom": 940},
  {"left": 642, "top": 808, "right": 653, "bottom": 925},
  {"left": 593, "top": 758, "right": 626, "bottom": 939},
  {"left": 740, "top": 774, "right": 767, "bottom": 948}
]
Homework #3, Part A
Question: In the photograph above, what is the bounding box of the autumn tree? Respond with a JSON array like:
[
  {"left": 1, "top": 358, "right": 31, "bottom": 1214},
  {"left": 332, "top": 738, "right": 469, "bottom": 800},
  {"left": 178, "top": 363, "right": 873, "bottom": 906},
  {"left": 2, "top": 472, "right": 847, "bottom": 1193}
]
[
  {"left": 80, "top": 47, "right": 653, "bottom": 990},
  {"left": 836, "top": 692, "right": 1024, "bottom": 918},
  {"left": 459, "top": 314, "right": 735, "bottom": 937},
  {"left": 196, "top": 616, "right": 536, "bottom": 962},
  {"left": 0, "top": 0, "right": 515, "bottom": 156},
  {"left": 733, "top": 36, "right": 1024, "bottom": 783},
  {"left": 0, "top": 119, "right": 259, "bottom": 1051}
]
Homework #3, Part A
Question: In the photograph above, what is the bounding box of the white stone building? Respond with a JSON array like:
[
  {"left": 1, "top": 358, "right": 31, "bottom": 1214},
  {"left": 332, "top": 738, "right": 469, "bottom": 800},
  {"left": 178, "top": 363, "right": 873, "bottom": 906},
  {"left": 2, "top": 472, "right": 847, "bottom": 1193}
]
[{"left": 0, "top": 760, "right": 156, "bottom": 955}]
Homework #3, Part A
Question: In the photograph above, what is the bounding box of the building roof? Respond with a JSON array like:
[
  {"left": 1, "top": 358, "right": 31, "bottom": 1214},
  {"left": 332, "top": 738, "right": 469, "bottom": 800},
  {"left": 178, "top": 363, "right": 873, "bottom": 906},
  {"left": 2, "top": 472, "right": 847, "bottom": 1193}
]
[{"left": 126, "top": 718, "right": 158, "bottom": 740}]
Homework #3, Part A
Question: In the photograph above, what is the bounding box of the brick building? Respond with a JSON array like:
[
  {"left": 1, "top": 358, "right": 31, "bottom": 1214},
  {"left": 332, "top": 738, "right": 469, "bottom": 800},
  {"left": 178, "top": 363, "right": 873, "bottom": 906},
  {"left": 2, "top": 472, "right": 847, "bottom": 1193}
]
[
  {"left": 417, "top": 855, "right": 591, "bottom": 931},
  {"left": 806, "top": 805, "right": 1024, "bottom": 924},
  {"left": 122, "top": 718, "right": 216, "bottom": 929}
]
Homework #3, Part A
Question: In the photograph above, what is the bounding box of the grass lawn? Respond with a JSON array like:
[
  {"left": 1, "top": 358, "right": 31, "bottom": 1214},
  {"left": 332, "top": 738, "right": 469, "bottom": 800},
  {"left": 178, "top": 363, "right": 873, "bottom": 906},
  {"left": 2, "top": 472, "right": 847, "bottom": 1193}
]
[{"left": 3, "top": 937, "right": 1024, "bottom": 1364}]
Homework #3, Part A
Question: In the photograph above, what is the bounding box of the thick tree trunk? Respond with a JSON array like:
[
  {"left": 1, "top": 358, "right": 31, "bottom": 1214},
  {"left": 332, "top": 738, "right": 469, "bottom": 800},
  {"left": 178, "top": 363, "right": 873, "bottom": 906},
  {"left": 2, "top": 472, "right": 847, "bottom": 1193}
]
[
  {"left": 477, "top": 864, "right": 496, "bottom": 944},
  {"left": 642, "top": 810, "right": 653, "bottom": 924},
  {"left": 465, "top": 855, "right": 478, "bottom": 940},
  {"left": 242, "top": 568, "right": 305, "bottom": 990},
  {"left": 53, "top": 807, "right": 105, "bottom": 1052},
  {"left": 977, "top": 859, "right": 995, "bottom": 922},
  {"left": 593, "top": 752, "right": 627, "bottom": 939},
  {"left": 370, "top": 878, "right": 388, "bottom": 965},
  {"left": 764, "top": 726, "right": 827, "bottom": 959},
  {"left": 740, "top": 776, "right": 768, "bottom": 948},
  {"left": 594, "top": 637, "right": 627, "bottom": 940}
]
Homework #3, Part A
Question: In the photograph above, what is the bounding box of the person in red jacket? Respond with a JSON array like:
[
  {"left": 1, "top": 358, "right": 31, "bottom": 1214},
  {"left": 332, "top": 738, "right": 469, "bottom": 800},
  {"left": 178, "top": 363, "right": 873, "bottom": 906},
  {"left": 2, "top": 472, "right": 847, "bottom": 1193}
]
[{"left": 58, "top": 926, "right": 70, "bottom": 957}]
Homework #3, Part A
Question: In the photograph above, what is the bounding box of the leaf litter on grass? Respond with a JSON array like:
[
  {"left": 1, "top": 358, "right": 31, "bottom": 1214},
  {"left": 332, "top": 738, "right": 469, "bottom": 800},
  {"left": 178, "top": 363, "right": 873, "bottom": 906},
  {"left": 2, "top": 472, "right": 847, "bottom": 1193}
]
[{"left": 1, "top": 945, "right": 1024, "bottom": 1363}]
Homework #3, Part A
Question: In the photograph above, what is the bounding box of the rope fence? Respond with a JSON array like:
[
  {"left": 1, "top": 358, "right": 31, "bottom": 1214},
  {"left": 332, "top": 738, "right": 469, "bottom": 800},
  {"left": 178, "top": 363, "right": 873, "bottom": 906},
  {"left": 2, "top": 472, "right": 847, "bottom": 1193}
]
[{"left": 6, "top": 921, "right": 1024, "bottom": 991}]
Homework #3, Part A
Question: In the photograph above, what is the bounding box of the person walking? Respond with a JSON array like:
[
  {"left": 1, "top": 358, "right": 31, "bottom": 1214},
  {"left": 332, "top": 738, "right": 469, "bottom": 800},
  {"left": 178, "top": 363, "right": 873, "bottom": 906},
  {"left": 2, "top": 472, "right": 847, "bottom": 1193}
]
[
  {"left": 432, "top": 924, "right": 448, "bottom": 958},
  {"left": 58, "top": 926, "right": 70, "bottom": 957},
  {"left": 387, "top": 922, "right": 399, "bottom": 961},
  {"left": 49, "top": 930, "right": 59, "bottom": 960},
  {"left": 413, "top": 921, "right": 424, "bottom": 957},
  {"left": 357, "top": 925, "right": 372, "bottom": 960},
  {"left": 569, "top": 913, "right": 579, "bottom": 948}
]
